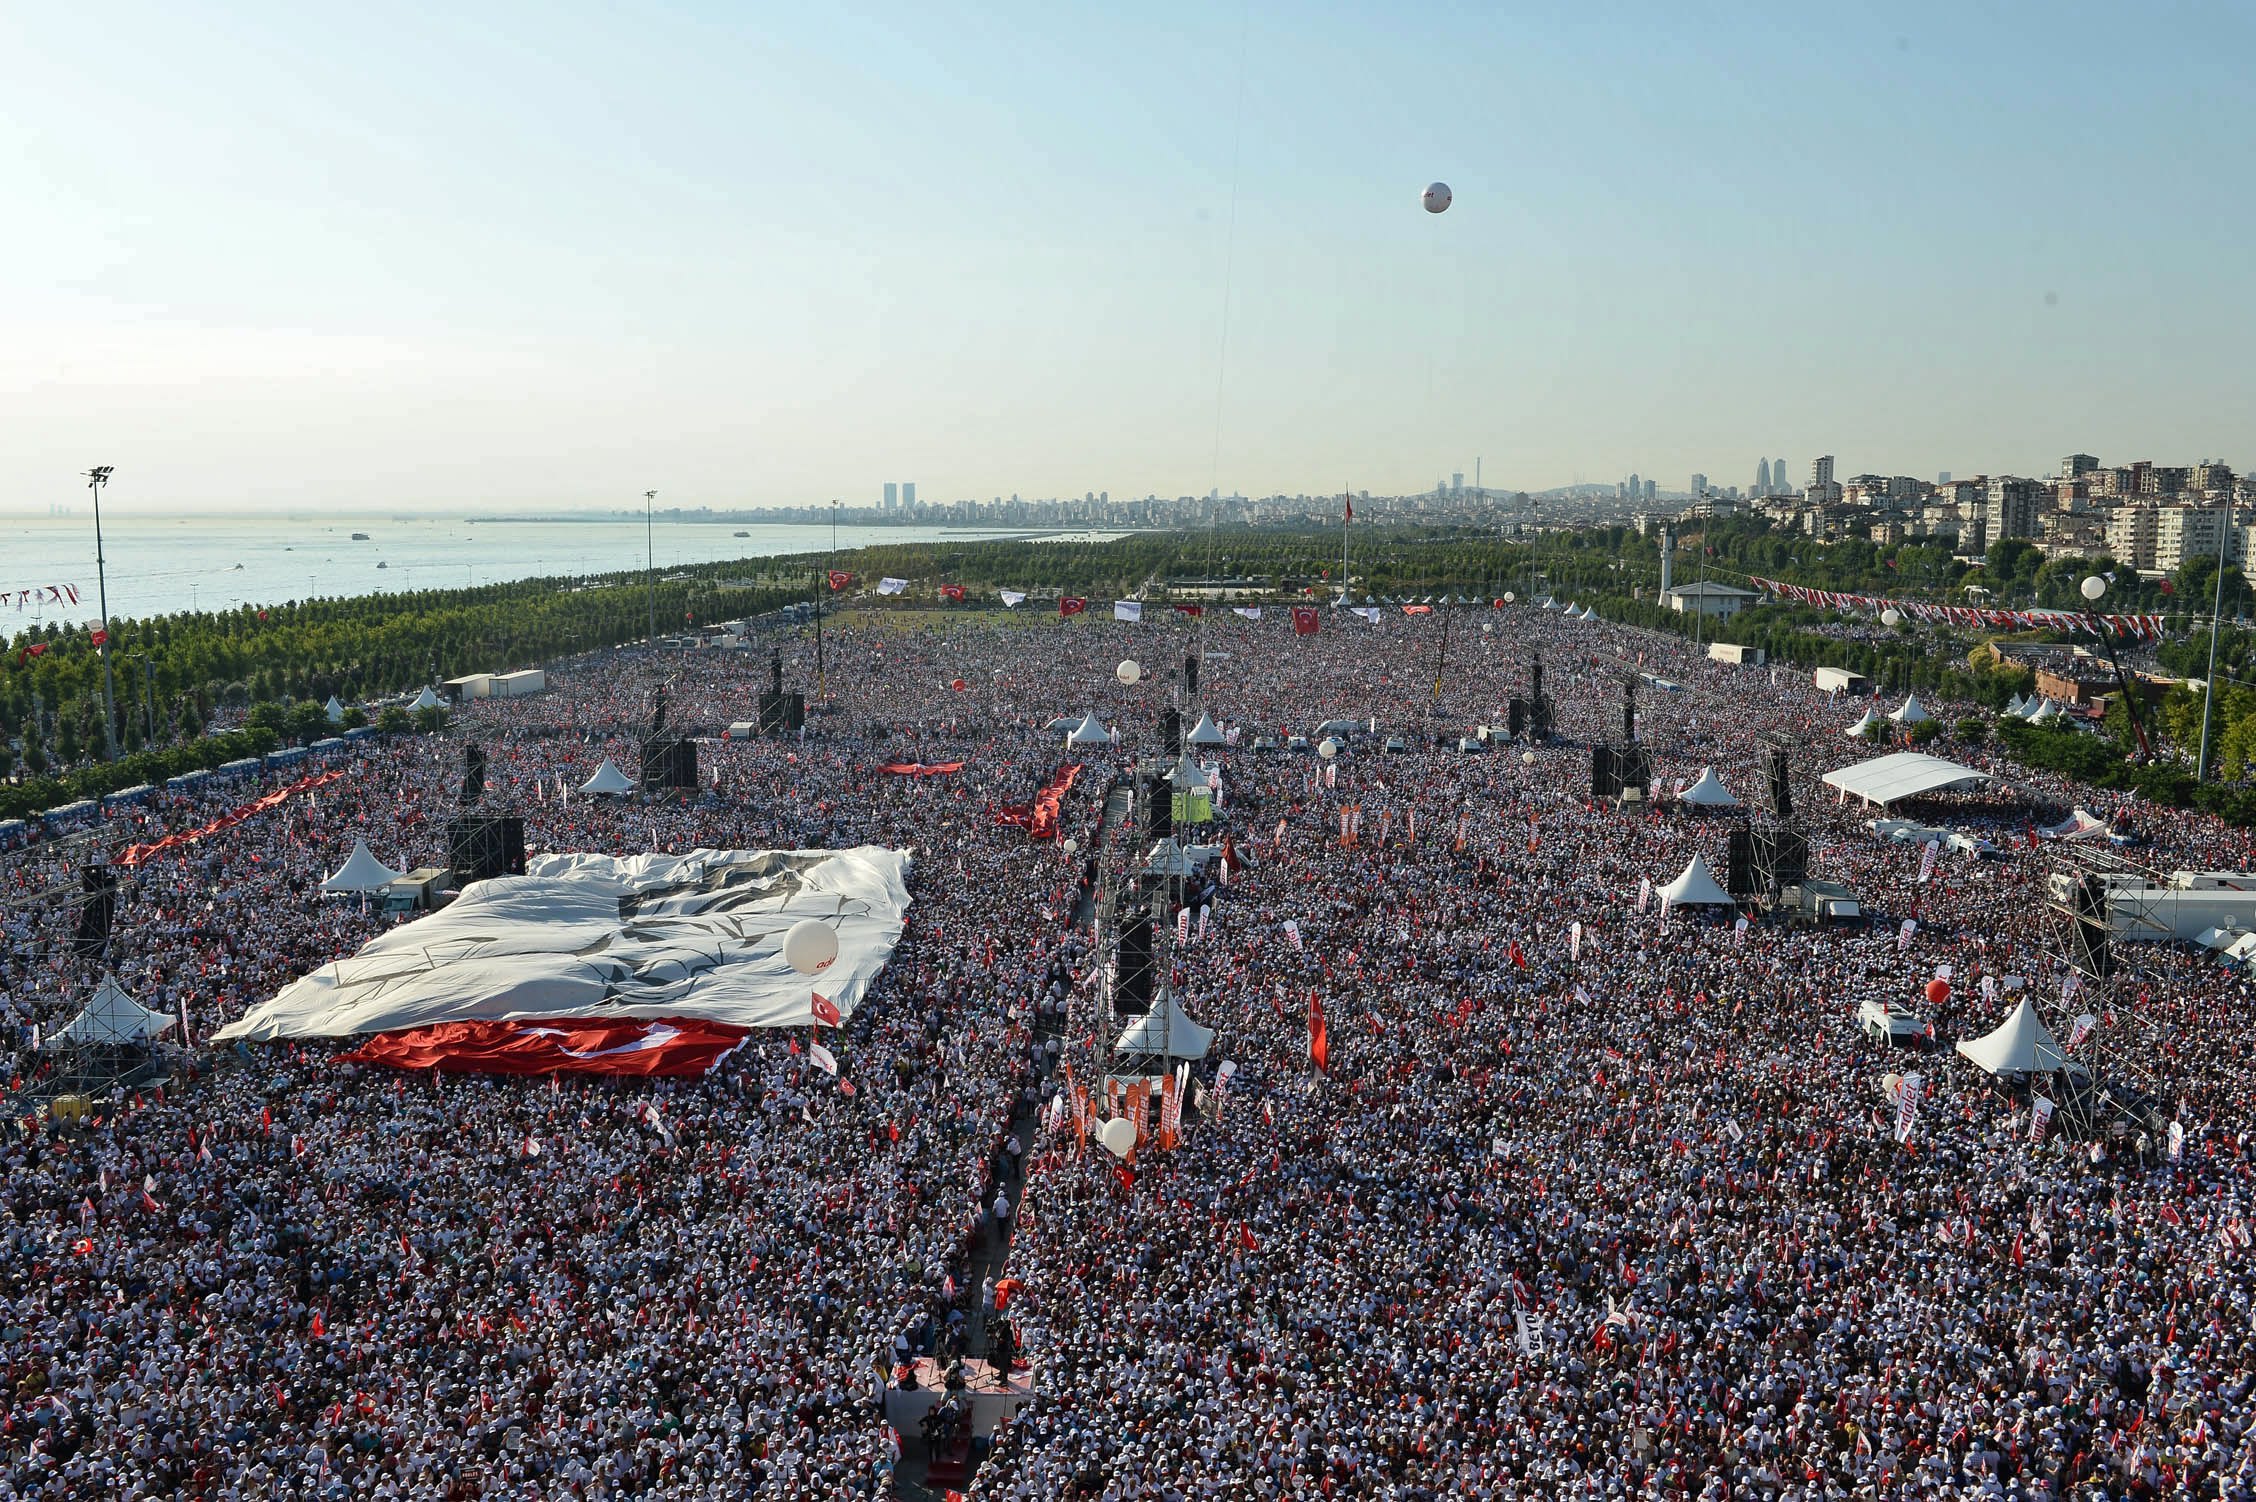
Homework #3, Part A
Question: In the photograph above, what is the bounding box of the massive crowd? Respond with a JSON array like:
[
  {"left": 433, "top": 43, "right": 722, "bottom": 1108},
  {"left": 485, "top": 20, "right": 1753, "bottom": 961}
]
[{"left": 2, "top": 600, "right": 2255, "bottom": 1500}]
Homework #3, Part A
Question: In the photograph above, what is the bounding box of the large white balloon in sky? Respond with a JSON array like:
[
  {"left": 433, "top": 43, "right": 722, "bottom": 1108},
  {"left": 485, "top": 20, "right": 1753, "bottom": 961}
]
[{"left": 1422, "top": 181, "right": 1452, "bottom": 214}]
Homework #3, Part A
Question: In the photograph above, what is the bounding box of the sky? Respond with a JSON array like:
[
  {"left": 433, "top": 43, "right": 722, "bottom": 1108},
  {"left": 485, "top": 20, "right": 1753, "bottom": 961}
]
[{"left": 3, "top": 1, "right": 2253, "bottom": 515}]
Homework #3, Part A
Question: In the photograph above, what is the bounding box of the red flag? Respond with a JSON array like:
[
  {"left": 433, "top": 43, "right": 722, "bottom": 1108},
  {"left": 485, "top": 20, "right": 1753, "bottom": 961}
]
[
  {"left": 337, "top": 1017, "right": 750, "bottom": 1078},
  {"left": 1402, "top": 604, "right": 1432, "bottom": 616},
  {"left": 810, "top": 991, "right": 841, "bottom": 1027},
  {"left": 1508, "top": 940, "right": 1527, "bottom": 970},
  {"left": 1173, "top": 604, "right": 1203, "bottom": 616},
  {"left": 1308, "top": 992, "right": 1329, "bottom": 1072},
  {"left": 941, "top": 583, "right": 965, "bottom": 602},
  {"left": 1058, "top": 597, "right": 1088, "bottom": 617},
  {"left": 827, "top": 570, "right": 852, "bottom": 591},
  {"left": 1238, "top": 1223, "right": 1259, "bottom": 1252},
  {"left": 257, "top": 609, "right": 269, "bottom": 620},
  {"left": 15, "top": 642, "right": 47, "bottom": 666},
  {"left": 87, "top": 625, "right": 109, "bottom": 647},
  {"left": 309, "top": 1312, "right": 325, "bottom": 1339},
  {"left": 1344, "top": 496, "right": 1354, "bottom": 523},
  {"left": 1291, "top": 606, "right": 1320, "bottom": 636}
]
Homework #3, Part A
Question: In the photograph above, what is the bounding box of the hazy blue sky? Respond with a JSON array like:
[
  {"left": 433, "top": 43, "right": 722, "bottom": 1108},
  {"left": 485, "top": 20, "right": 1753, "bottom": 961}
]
[{"left": 4, "top": 1, "right": 2252, "bottom": 514}]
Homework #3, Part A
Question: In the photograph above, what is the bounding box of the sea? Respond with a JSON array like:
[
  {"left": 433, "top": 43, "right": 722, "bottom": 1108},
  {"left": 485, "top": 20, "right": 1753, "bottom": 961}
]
[{"left": 2, "top": 514, "right": 1124, "bottom": 622}]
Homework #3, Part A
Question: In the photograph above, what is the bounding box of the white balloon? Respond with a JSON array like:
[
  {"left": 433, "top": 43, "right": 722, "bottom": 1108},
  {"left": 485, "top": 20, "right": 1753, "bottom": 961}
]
[
  {"left": 1502, "top": 592, "right": 1516, "bottom": 604},
  {"left": 1422, "top": 181, "right": 1452, "bottom": 214},
  {"left": 1881, "top": 608, "right": 1902, "bottom": 627},
  {"left": 1062, "top": 838, "right": 1079, "bottom": 854},
  {"left": 2080, "top": 575, "right": 2106, "bottom": 601},
  {"left": 1098, "top": 1116, "right": 1137, "bottom": 1159},
  {"left": 1521, "top": 751, "right": 1536, "bottom": 765},
  {"left": 1116, "top": 659, "right": 1142, "bottom": 685},
  {"left": 781, "top": 919, "right": 839, "bottom": 976},
  {"left": 1317, "top": 738, "right": 1339, "bottom": 759}
]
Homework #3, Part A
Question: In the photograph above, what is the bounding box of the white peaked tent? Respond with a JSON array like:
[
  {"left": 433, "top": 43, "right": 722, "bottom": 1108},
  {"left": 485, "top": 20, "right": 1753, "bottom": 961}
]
[
  {"left": 2004, "top": 694, "right": 2028, "bottom": 716},
  {"left": 1184, "top": 711, "right": 1227, "bottom": 747},
  {"left": 1889, "top": 693, "right": 1934, "bottom": 724},
  {"left": 1113, "top": 992, "right": 1215, "bottom": 1060},
  {"left": 50, "top": 975, "right": 175, "bottom": 1047},
  {"left": 411, "top": 686, "right": 443, "bottom": 711},
  {"left": 1846, "top": 707, "right": 1884, "bottom": 738},
  {"left": 1067, "top": 714, "right": 1114, "bottom": 746},
  {"left": 580, "top": 758, "right": 635, "bottom": 796},
  {"left": 1657, "top": 853, "right": 1734, "bottom": 907},
  {"left": 1679, "top": 767, "right": 1739, "bottom": 808},
  {"left": 2028, "top": 699, "right": 2061, "bottom": 724},
  {"left": 324, "top": 694, "right": 346, "bottom": 724},
  {"left": 322, "top": 838, "right": 400, "bottom": 894},
  {"left": 1168, "top": 753, "right": 1209, "bottom": 789},
  {"left": 1956, "top": 997, "right": 2082, "bottom": 1077},
  {"left": 2042, "top": 807, "right": 2110, "bottom": 841}
]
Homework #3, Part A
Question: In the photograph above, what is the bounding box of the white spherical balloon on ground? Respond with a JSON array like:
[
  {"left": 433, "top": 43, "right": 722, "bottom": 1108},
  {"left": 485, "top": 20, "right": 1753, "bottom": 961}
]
[
  {"left": 1317, "top": 738, "right": 1339, "bottom": 760},
  {"left": 1116, "top": 659, "right": 1141, "bottom": 685},
  {"left": 1422, "top": 181, "right": 1452, "bottom": 214},
  {"left": 781, "top": 919, "right": 839, "bottom": 975},
  {"left": 1098, "top": 1117, "right": 1137, "bottom": 1159}
]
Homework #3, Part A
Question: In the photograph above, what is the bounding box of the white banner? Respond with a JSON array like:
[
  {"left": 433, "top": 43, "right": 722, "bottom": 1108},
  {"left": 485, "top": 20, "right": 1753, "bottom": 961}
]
[
  {"left": 1636, "top": 877, "right": 1651, "bottom": 913},
  {"left": 216, "top": 847, "right": 914, "bottom": 1041},
  {"left": 1733, "top": 916, "right": 1748, "bottom": 948},
  {"left": 1114, "top": 600, "right": 1143, "bottom": 622},
  {"left": 2029, "top": 1093, "right": 2054, "bottom": 1143},
  {"left": 1233, "top": 606, "right": 1262, "bottom": 619},
  {"left": 1897, "top": 919, "right": 1917, "bottom": 954},
  {"left": 1000, "top": 590, "right": 1026, "bottom": 608},
  {"left": 1569, "top": 921, "right": 1582, "bottom": 962},
  {"left": 2168, "top": 1119, "right": 2185, "bottom": 1160},
  {"left": 876, "top": 577, "right": 908, "bottom": 596},
  {"left": 809, "top": 1041, "right": 839, "bottom": 1075},
  {"left": 1282, "top": 920, "right": 1303, "bottom": 952},
  {"left": 2067, "top": 1012, "right": 2097, "bottom": 1050},
  {"left": 1894, "top": 1071, "right": 1924, "bottom": 1142},
  {"left": 1350, "top": 606, "right": 1382, "bottom": 624},
  {"left": 1917, "top": 838, "right": 1939, "bottom": 885}
]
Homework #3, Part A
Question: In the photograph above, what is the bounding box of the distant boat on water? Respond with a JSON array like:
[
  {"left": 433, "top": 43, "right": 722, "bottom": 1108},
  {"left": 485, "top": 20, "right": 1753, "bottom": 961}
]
[
  {"left": 376, "top": 561, "right": 388, "bottom": 569},
  {"left": 734, "top": 530, "right": 750, "bottom": 538},
  {"left": 351, "top": 532, "right": 370, "bottom": 541}
]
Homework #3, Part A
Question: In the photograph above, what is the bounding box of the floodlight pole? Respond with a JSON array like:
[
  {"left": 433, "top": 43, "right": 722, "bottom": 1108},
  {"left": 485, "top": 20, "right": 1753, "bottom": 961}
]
[
  {"left": 644, "top": 491, "right": 658, "bottom": 645},
  {"left": 2197, "top": 510, "right": 2229, "bottom": 781},
  {"left": 85, "top": 467, "right": 119, "bottom": 760}
]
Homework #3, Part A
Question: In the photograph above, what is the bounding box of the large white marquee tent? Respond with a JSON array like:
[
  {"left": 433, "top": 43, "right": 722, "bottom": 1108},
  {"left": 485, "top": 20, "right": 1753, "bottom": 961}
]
[{"left": 1821, "top": 752, "right": 1995, "bottom": 809}]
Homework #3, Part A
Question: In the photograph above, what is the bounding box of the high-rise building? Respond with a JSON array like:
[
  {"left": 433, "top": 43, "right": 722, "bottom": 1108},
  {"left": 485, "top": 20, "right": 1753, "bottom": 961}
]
[
  {"left": 883, "top": 482, "right": 898, "bottom": 510},
  {"left": 1937, "top": 471, "right": 1951, "bottom": 485},
  {"left": 1810, "top": 456, "right": 1835, "bottom": 490},
  {"left": 902, "top": 482, "right": 917, "bottom": 507},
  {"left": 1628, "top": 473, "right": 1641, "bottom": 502},
  {"left": 1986, "top": 476, "right": 2045, "bottom": 541},
  {"left": 2060, "top": 454, "right": 2099, "bottom": 480},
  {"left": 1690, "top": 473, "right": 1708, "bottom": 498},
  {"left": 1451, "top": 473, "right": 1464, "bottom": 496},
  {"left": 1774, "top": 459, "right": 1787, "bottom": 493},
  {"left": 1756, "top": 458, "right": 1771, "bottom": 496},
  {"left": 1643, "top": 479, "right": 1656, "bottom": 504}
]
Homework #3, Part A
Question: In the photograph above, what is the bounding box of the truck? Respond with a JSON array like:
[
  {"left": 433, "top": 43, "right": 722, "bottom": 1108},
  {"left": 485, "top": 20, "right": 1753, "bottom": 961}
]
[
  {"left": 1812, "top": 667, "right": 1870, "bottom": 696},
  {"left": 1708, "top": 642, "right": 1765, "bottom": 667}
]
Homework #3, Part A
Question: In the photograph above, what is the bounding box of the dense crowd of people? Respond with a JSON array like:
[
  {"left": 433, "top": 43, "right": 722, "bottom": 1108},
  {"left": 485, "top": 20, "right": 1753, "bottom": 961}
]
[{"left": 3, "top": 600, "right": 2255, "bottom": 1499}]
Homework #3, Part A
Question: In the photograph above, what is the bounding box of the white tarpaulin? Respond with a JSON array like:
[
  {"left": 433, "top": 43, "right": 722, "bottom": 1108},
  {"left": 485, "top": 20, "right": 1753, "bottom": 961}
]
[
  {"left": 1821, "top": 752, "right": 1994, "bottom": 808},
  {"left": 1113, "top": 992, "right": 1215, "bottom": 1060},
  {"left": 322, "top": 838, "right": 401, "bottom": 894},
  {"left": 52, "top": 975, "right": 175, "bottom": 1046},
  {"left": 215, "top": 847, "right": 915, "bottom": 1042},
  {"left": 2041, "top": 807, "right": 2110, "bottom": 841}
]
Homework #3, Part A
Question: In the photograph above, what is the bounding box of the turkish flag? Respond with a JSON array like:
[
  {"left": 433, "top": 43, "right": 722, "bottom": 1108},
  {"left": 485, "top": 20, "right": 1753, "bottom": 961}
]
[
  {"left": 1174, "top": 604, "right": 1203, "bottom": 617},
  {"left": 337, "top": 1017, "right": 750, "bottom": 1078},
  {"left": 827, "top": 570, "right": 852, "bottom": 591},
  {"left": 88, "top": 626, "right": 109, "bottom": 647},
  {"left": 1058, "top": 597, "right": 1088, "bottom": 617},
  {"left": 1308, "top": 992, "right": 1329, "bottom": 1072},
  {"left": 941, "top": 584, "right": 965, "bottom": 602},
  {"left": 1291, "top": 606, "right": 1320, "bottom": 636},
  {"left": 810, "top": 991, "right": 842, "bottom": 1027},
  {"left": 1239, "top": 1223, "right": 1259, "bottom": 1252}
]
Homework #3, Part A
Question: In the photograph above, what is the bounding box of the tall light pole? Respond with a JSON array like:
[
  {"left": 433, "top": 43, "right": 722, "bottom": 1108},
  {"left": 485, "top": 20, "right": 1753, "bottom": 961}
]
[
  {"left": 84, "top": 467, "right": 119, "bottom": 759},
  {"left": 2196, "top": 506, "right": 2231, "bottom": 782},
  {"left": 644, "top": 490, "right": 658, "bottom": 645}
]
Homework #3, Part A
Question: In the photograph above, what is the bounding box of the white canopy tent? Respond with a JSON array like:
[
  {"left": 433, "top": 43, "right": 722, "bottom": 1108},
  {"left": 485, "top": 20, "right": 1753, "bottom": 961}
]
[
  {"left": 322, "top": 838, "right": 401, "bottom": 894},
  {"left": 50, "top": 975, "right": 175, "bottom": 1047},
  {"left": 1142, "top": 836, "right": 1221, "bottom": 878},
  {"left": 411, "top": 686, "right": 443, "bottom": 711},
  {"left": 216, "top": 847, "right": 915, "bottom": 1041},
  {"left": 1657, "top": 853, "right": 1734, "bottom": 907},
  {"left": 1168, "top": 753, "right": 1210, "bottom": 789},
  {"left": 1066, "top": 714, "right": 1114, "bottom": 746},
  {"left": 324, "top": 695, "right": 346, "bottom": 724},
  {"left": 1821, "top": 752, "right": 1995, "bottom": 809},
  {"left": 1184, "top": 711, "right": 1227, "bottom": 747},
  {"left": 2004, "top": 694, "right": 2028, "bottom": 716},
  {"left": 1956, "top": 997, "right": 2084, "bottom": 1077},
  {"left": 1113, "top": 993, "right": 1215, "bottom": 1060},
  {"left": 1678, "top": 767, "right": 1739, "bottom": 808},
  {"left": 1889, "top": 693, "right": 1934, "bottom": 725},
  {"left": 2028, "top": 699, "right": 2062, "bottom": 724},
  {"left": 2041, "top": 807, "right": 2110, "bottom": 841},
  {"left": 579, "top": 758, "right": 635, "bottom": 796},
  {"left": 1845, "top": 707, "right": 1884, "bottom": 738}
]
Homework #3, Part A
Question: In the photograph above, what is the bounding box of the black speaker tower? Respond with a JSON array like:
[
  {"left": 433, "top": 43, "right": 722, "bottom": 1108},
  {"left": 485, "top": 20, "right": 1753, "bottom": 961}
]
[
  {"left": 461, "top": 743, "right": 487, "bottom": 806},
  {"left": 447, "top": 815, "right": 526, "bottom": 884},
  {"left": 73, "top": 866, "right": 119, "bottom": 959}
]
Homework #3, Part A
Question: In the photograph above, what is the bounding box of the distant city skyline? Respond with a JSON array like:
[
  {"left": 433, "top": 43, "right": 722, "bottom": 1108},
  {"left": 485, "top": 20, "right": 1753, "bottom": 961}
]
[{"left": 5, "top": 2, "right": 2252, "bottom": 511}]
